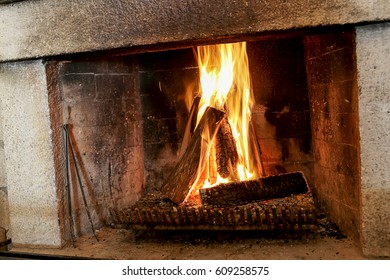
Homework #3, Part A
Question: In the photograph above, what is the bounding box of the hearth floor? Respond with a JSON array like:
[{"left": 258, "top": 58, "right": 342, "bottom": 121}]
[{"left": 6, "top": 224, "right": 370, "bottom": 260}]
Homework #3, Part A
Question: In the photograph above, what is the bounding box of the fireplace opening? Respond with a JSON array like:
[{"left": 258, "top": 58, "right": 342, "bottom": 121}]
[{"left": 48, "top": 28, "right": 359, "bottom": 244}]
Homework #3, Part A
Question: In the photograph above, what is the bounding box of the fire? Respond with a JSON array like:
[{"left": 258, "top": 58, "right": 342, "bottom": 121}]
[{"left": 190, "top": 42, "right": 258, "bottom": 193}]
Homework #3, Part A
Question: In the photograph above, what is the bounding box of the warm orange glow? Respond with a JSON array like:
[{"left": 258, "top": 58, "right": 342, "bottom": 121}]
[{"left": 191, "top": 42, "right": 257, "bottom": 192}]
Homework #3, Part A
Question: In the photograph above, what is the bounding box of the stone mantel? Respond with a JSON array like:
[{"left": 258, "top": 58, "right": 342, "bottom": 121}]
[{"left": 0, "top": 0, "right": 390, "bottom": 62}]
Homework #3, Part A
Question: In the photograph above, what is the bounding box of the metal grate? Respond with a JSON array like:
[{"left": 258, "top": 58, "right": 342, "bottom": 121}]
[{"left": 109, "top": 192, "right": 317, "bottom": 231}]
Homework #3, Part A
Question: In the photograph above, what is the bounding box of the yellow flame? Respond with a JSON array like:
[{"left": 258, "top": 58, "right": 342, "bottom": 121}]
[{"left": 195, "top": 42, "right": 257, "bottom": 187}]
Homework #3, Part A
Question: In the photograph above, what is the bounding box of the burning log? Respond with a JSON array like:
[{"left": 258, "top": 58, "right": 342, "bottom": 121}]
[
  {"left": 249, "top": 120, "right": 266, "bottom": 177},
  {"left": 215, "top": 115, "right": 239, "bottom": 179},
  {"left": 199, "top": 171, "right": 309, "bottom": 207},
  {"left": 160, "top": 107, "right": 225, "bottom": 204},
  {"left": 178, "top": 96, "right": 201, "bottom": 158}
]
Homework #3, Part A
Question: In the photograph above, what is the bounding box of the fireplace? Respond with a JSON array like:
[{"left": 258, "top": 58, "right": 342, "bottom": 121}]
[
  {"left": 48, "top": 32, "right": 355, "bottom": 236},
  {"left": 0, "top": 0, "right": 390, "bottom": 258},
  {"left": 50, "top": 39, "right": 316, "bottom": 236}
]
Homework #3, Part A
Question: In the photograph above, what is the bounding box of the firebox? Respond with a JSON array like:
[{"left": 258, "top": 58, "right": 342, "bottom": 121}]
[
  {"left": 0, "top": 0, "right": 390, "bottom": 258},
  {"left": 41, "top": 30, "right": 356, "bottom": 243}
]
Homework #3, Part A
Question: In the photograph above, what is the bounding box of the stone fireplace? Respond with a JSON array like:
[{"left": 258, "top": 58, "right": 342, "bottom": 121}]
[{"left": 0, "top": 0, "right": 390, "bottom": 258}]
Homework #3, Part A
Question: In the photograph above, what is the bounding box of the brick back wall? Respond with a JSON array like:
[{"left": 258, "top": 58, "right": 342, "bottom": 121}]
[
  {"left": 138, "top": 43, "right": 314, "bottom": 191},
  {"left": 57, "top": 58, "right": 144, "bottom": 234},
  {"left": 138, "top": 49, "right": 199, "bottom": 192},
  {"left": 304, "top": 30, "right": 361, "bottom": 243},
  {"left": 248, "top": 39, "right": 313, "bottom": 185},
  {"left": 54, "top": 51, "right": 199, "bottom": 232}
]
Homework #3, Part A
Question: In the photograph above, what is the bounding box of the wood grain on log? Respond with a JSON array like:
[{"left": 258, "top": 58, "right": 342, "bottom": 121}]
[
  {"left": 199, "top": 171, "right": 309, "bottom": 207},
  {"left": 215, "top": 115, "right": 239, "bottom": 179},
  {"left": 160, "top": 106, "right": 225, "bottom": 204},
  {"left": 178, "top": 96, "right": 201, "bottom": 158},
  {"left": 249, "top": 120, "right": 266, "bottom": 177}
]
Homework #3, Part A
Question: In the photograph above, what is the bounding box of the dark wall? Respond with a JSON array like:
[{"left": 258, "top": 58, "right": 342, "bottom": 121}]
[
  {"left": 57, "top": 57, "right": 144, "bottom": 234},
  {"left": 304, "top": 30, "right": 361, "bottom": 244},
  {"left": 248, "top": 38, "right": 313, "bottom": 184},
  {"left": 138, "top": 49, "right": 199, "bottom": 191}
]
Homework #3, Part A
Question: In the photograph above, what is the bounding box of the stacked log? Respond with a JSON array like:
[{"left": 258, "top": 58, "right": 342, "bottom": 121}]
[
  {"left": 215, "top": 116, "right": 239, "bottom": 179},
  {"left": 199, "top": 171, "right": 309, "bottom": 207},
  {"left": 160, "top": 107, "right": 225, "bottom": 204}
]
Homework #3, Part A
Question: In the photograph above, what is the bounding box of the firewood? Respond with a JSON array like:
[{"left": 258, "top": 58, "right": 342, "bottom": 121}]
[
  {"left": 178, "top": 96, "right": 201, "bottom": 157},
  {"left": 199, "top": 171, "right": 309, "bottom": 207},
  {"left": 249, "top": 120, "right": 266, "bottom": 177},
  {"left": 160, "top": 107, "right": 225, "bottom": 204},
  {"left": 215, "top": 115, "right": 239, "bottom": 179}
]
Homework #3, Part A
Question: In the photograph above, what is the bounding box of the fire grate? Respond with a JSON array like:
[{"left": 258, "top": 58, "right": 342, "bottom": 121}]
[{"left": 109, "top": 191, "right": 317, "bottom": 231}]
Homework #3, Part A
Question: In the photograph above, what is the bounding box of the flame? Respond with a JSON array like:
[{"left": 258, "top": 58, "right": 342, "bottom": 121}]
[{"left": 193, "top": 42, "right": 257, "bottom": 190}]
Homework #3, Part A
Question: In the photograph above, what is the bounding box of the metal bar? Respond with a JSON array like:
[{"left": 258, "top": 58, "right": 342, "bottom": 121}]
[
  {"left": 0, "top": 238, "right": 11, "bottom": 247},
  {"left": 0, "top": 250, "right": 96, "bottom": 260},
  {"left": 62, "top": 125, "right": 76, "bottom": 246},
  {"left": 65, "top": 124, "right": 99, "bottom": 242}
]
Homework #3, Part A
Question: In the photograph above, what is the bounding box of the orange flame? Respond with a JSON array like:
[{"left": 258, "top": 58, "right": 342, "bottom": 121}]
[{"left": 193, "top": 42, "right": 257, "bottom": 190}]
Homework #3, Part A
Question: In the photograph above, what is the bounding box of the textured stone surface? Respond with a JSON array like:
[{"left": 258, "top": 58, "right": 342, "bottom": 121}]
[
  {"left": 1, "top": 0, "right": 390, "bottom": 61},
  {"left": 356, "top": 22, "right": 390, "bottom": 257},
  {"left": 0, "top": 187, "right": 10, "bottom": 233},
  {"left": 0, "top": 111, "right": 9, "bottom": 231},
  {"left": 0, "top": 60, "right": 62, "bottom": 247}
]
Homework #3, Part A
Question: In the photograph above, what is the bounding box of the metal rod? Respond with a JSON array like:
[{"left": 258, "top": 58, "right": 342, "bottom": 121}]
[
  {"left": 64, "top": 124, "right": 99, "bottom": 242},
  {"left": 62, "top": 125, "right": 76, "bottom": 247}
]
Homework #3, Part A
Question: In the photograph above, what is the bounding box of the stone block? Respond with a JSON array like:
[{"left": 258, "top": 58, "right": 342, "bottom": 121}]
[
  {"left": 60, "top": 73, "right": 96, "bottom": 103},
  {"left": 315, "top": 141, "right": 359, "bottom": 177},
  {"left": 0, "top": 188, "right": 10, "bottom": 231},
  {"left": 337, "top": 203, "right": 361, "bottom": 245},
  {"left": 60, "top": 61, "right": 109, "bottom": 75},
  {"left": 95, "top": 74, "right": 136, "bottom": 101},
  {"left": 138, "top": 48, "right": 197, "bottom": 71},
  {"left": 359, "top": 110, "right": 390, "bottom": 148},
  {"left": 2, "top": 0, "right": 390, "bottom": 61},
  {"left": 356, "top": 22, "right": 390, "bottom": 257},
  {"left": 0, "top": 113, "right": 6, "bottom": 189},
  {"left": 306, "top": 55, "right": 334, "bottom": 85},
  {"left": 143, "top": 142, "right": 179, "bottom": 190},
  {"left": 329, "top": 46, "right": 355, "bottom": 82},
  {"left": 251, "top": 106, "right": 277, "bottom": 140},
  {"left": 361, "top": 187, "right": 390, "bottom": 257},
  {"left": 313, "top": 165, "right": 340, "bottom": 200},
  {"left": 0, "top": 60, "right": 62, "bottom": 247}
]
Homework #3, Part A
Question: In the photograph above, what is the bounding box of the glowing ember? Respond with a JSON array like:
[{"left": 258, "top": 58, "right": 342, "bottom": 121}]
[{"left": 185, "top": 42, "right": 260, "bottom": 199}]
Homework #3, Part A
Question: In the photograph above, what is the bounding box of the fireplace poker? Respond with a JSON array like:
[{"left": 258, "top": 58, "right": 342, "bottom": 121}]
[
  {"left": 62, "top": 124, "right": 99, "bottom": 242},
  {"left": 62, "top": 125, "right": 76, "bottom": 247}
]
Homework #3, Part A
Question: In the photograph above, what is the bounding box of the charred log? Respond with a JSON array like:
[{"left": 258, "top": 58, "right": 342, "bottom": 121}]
[
  {"left": 215, "top": 115, "right": 239, "bottom": 179},
  {"left": 199, "top": 171, "right": 309, "bottom": 207},
  {"left": 178, "top": 96, "right": 201, "bottom": 158}
]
